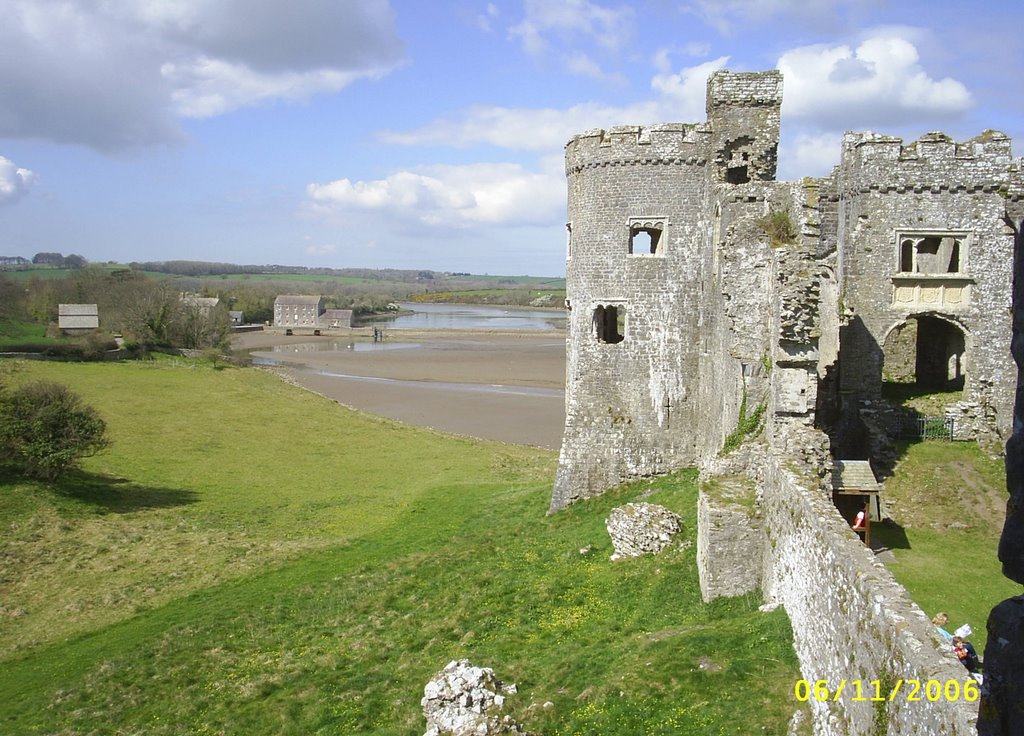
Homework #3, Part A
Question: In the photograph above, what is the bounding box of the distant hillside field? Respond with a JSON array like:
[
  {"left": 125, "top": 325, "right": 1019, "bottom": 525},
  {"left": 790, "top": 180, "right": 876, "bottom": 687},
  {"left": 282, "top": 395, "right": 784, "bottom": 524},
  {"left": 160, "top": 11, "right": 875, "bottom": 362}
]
[{"left": 0, "top": 358, "right": 800, "bottom": 735}]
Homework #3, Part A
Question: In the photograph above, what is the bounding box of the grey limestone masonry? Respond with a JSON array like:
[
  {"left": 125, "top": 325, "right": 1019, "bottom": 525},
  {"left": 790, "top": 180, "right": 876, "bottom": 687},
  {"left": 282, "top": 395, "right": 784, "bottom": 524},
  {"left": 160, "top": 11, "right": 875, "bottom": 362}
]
[
  {"left": 761, "top": 453, "right": 976, "bottom": 735},
  {"left": 553, "top": 68, "right": 1023, "bottom": 734},
  {"left": 696, "top": 476, "right": 761, "bottom": 602}
]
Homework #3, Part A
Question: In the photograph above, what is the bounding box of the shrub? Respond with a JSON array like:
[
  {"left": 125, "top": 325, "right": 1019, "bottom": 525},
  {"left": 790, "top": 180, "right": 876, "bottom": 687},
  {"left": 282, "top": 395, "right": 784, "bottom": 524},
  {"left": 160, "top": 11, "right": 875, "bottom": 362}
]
[
  {"left": 756, "top": 210, "right": 798, "bottom": 247},
  {"left": 0, "top": 381, "right": 110, "bottom": 481}
]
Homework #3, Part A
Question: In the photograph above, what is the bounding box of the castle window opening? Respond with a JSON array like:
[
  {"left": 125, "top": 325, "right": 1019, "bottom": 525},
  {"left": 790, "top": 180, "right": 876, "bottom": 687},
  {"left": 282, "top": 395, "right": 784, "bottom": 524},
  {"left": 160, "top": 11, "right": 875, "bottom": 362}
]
[
  {"left": 898, "top": 234, "right": 963, "bottom": 274},
  {"left": 593, "top": 304, "right": 625, "bottom": 344},
  {"left": 628, "top": 219, "right": 665, "bottom": 256},
  {"left": 725, "top": 166, "right": 749, "bottom": 185}
]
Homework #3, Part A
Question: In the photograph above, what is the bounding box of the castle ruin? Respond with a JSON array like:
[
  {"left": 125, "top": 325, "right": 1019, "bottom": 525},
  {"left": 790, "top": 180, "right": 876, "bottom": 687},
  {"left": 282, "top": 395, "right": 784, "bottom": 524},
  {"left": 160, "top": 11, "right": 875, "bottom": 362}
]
[{"left": 553, "top": 70, "right": 1024, "bottom": 734}]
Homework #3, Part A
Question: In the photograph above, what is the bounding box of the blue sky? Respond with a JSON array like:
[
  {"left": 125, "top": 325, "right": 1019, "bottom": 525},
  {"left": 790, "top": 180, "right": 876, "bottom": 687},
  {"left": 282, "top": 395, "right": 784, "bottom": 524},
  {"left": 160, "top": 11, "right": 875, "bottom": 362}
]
[{"left": 0, "top": 0, "right": 1020, "bottom": 277}]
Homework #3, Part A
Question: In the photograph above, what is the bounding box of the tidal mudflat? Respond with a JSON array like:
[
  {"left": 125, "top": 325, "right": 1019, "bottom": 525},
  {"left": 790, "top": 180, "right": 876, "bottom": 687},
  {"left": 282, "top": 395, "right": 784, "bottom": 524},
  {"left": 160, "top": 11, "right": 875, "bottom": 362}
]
[{"left": 234, "top": 328, "right": 566, "bottom": 449}]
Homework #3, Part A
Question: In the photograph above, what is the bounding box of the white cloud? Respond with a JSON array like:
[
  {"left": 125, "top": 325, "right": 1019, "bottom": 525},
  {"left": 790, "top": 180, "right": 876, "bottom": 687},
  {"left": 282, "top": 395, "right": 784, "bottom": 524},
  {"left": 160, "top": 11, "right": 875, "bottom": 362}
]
[
  {"left": 684, "top": 0, "right": 875, "bottom": 34},
  {"left": 653, "top": 44, "right": 713, "bottom": 74},
  {"left": 651, "top": 57, "right": 729, "bottom": 112},
  {"left": 304, "top": 243, "right": 337, "bottom": 257},
  {"left": 380, "top": 58, "right": 727, "bottom": 152},
  {"left": 0, "top": 0, "right": 404, "bottom": 151},
  {"left": 163, "top": 58, "right": 368, "bottom": 118},
  {"left": 566, "top": 52, "right": 626, "bottom": 84},
  {"left": 778, "top": 132, "right": 843, "bottom": 180},
  {"left": 778, "top": 35, "right": 972, "bottom": 129},
  {"left": 477, "top": 3, "right": 500, "bottom": 33},
  {"left": 509, "top": 0, "right": 634, "bottom": 56},
  {"left": 306, "top": 163, "right": 565, "bottom": 228},
  {"left": 0, "top": 156, "right": 35, "bottom": 206}
]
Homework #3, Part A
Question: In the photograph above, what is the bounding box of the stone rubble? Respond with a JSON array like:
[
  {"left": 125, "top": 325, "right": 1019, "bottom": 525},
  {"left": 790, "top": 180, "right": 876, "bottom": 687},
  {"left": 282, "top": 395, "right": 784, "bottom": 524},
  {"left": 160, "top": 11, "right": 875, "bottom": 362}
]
[
  {"left": 421, "top": 659, "right": 525, "bottom": 736},
  {"left": 605, "top": 502, "right": 683, "bottom": 560}
]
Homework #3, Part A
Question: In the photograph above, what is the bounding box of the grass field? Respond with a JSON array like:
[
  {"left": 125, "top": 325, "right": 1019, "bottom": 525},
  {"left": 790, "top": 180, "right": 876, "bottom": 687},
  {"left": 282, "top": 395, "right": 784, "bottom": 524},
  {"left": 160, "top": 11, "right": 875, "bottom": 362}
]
[
  {"left": 874, "top": 440, "right": 1023, "bottom": 653},
  {"left": 0, "top": 320, "right": 74, "bottom": 346},
  {"left": 0, "top": 359, "right": 800, "bottom": 735}
]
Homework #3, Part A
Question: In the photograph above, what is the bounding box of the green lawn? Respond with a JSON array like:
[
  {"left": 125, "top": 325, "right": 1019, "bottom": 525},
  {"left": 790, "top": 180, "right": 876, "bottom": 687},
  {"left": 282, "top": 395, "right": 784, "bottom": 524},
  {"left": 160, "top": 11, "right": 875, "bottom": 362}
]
[
  {"left": 874, "top": 440, "right": 1023, "bottom": 653},
  {"left": 0, "top": 320, "right": 74, "bottom": 346},
  {"left": 0, "top": 358, "right": 800, "bottom": 735}
]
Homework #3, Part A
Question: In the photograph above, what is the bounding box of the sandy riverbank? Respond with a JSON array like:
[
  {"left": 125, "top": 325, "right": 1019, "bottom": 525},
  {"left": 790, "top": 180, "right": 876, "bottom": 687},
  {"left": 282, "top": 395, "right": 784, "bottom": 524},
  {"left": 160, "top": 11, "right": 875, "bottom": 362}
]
[{"left": 233, "top": 328, "right": 567, "bottom": 450}]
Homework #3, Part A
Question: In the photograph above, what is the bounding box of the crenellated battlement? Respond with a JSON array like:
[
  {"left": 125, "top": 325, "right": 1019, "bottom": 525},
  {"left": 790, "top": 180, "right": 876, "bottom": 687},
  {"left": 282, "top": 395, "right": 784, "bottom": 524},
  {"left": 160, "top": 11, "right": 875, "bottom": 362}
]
[
  {"left": 565, "top": 123, "right": 708, "bottom": 175},
  {"left": 839, "top": 129, "right": 1017, "bottom": 192}
]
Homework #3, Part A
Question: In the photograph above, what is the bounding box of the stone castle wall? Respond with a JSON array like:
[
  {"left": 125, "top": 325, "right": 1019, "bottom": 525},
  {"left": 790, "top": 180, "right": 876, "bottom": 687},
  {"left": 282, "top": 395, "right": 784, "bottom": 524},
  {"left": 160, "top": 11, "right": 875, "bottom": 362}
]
[
  {"left": 761, "top": 454, "right": 976, "bottom": 736},
  {"left": 553, "top": 127, "right": 715, "bottom": 510},
  {"left": 554, "top": 69, "right": 1023, "bottom": 733},
  {"left": 834, "top": 131, "right": 1016, "bottom": 435}
]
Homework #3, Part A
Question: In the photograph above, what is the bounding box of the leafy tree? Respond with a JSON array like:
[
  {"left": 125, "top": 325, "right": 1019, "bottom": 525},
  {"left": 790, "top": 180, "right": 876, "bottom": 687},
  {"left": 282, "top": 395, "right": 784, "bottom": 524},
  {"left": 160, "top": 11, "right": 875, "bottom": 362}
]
[
  {"left": 0, "top": 274, "right": 26, "bottom": 326},
  {"left": 0, "top": 381, "right": 110, "bottom": 481},
  {"left": 31, "top": 252, "right": 64, "bottom": 266}
]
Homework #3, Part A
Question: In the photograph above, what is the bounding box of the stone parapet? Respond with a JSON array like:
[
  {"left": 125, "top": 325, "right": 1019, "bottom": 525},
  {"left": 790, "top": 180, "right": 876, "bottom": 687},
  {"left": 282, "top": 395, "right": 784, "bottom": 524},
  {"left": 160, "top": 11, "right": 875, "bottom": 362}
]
[
  {"left": 761, "top": 451, "right": 976, "bottom": 735},
  {"left": 565, "top": 124, "right": 708, "bottom": 175}
]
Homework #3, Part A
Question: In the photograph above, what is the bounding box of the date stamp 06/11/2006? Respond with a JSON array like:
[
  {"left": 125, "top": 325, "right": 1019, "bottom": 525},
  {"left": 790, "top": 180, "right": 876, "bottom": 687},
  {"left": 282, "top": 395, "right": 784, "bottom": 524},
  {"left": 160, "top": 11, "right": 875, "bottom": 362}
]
[{"left": 794, "top": 679, "right": 980, "bottom": 704}]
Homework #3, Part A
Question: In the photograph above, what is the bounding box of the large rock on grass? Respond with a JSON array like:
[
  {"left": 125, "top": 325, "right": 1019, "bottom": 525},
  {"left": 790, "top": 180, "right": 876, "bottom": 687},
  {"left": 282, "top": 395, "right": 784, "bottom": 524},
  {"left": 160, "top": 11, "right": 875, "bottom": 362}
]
[
  {"left": 606, "top": 502, "right": 683, "bottom": 560},
  {"left": 421, "top": 659, "right": 524, "bottom": 736}
]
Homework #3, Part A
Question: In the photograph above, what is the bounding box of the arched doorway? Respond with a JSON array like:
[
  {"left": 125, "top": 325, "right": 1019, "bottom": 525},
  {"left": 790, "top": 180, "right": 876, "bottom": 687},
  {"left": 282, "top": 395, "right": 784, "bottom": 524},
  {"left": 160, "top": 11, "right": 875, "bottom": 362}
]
[{"left": 882, "top": 315, "right": 966, "bottom": 393}]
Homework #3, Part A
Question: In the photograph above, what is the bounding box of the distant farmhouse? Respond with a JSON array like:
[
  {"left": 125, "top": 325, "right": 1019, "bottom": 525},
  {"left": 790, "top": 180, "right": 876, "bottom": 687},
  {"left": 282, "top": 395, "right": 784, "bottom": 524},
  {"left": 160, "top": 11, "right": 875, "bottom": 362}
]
[
  {"left": 322, "top": 308, "right": 353, "bottom": 329},
  {"left": 274, "top": 295, "right": 324, "bottom": 329},
  {"left": 57, "top": 304, "right": 99, "bottom": 336},
  {"left": 180, "top": 295, "right": 220, "bottom": 314}
]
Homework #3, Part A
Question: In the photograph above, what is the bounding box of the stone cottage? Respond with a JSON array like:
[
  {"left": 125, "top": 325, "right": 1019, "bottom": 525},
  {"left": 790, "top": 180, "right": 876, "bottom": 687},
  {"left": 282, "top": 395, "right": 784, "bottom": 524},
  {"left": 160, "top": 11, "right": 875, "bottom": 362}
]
[{"left": 57, "top": 303, "right": 99, "bottom": 335}]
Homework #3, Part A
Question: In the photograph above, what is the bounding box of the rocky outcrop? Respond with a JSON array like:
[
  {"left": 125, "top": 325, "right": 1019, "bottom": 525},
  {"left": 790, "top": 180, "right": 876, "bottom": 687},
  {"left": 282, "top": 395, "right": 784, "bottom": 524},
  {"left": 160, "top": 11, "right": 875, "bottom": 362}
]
[
  {"left": 605, "top": 503, "right": 682, "bottom": 560},
  {"left": 422, "top": 660, "right": 524, "bottom": 736}
]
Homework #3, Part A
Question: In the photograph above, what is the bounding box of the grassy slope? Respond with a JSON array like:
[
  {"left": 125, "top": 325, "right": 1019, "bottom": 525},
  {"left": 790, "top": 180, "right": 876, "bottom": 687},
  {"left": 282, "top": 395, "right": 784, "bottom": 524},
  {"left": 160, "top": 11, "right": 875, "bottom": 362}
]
[
  {"left": 0, "top": 320, "right": 72, "bottom": 346},
  {"left": 0, "top": 359, "right": 799, "bottom": 735},
  {"left": 875, "top": 440, "right": 1023, "bottom": 653}
]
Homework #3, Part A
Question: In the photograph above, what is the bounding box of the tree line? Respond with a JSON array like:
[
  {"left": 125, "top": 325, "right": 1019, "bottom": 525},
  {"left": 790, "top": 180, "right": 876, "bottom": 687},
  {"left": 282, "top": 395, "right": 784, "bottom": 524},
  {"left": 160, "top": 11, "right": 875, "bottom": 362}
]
[{"left": 1, "top": 268, "right": 232, "bottom": 351}]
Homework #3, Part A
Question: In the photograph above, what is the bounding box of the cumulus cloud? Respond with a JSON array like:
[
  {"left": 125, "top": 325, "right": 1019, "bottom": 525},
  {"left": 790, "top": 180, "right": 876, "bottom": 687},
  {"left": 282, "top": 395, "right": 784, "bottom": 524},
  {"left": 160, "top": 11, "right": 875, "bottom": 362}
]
[
  {"left": 380, "top": 58, "right": 727, "bottom": 152},
  {"left": 684, "top": 0, "right": 876, "bottom": 34},
  {"left": 778, "top": 132, "right": 844, "bottom": 180},
  {"left": 778, "top": 35, "right": 972, "bottom": 129},
  {"left": 0, "top": 156, "right": 35, "bottom": 206},
  {"left": 509, "top": 0, "right": 634, "bottom": 56},
  {"left": 651, "top": 57, "right": 729, "bottom": 114},
  {"left": 306, "top": 162, "right": 565, "bottom": 228},
  {"left": 163, "top": 58, "right": 368, "bottom": 119},
  {"left": 0, "top": 0, "right": 404, "bottom": 151}
]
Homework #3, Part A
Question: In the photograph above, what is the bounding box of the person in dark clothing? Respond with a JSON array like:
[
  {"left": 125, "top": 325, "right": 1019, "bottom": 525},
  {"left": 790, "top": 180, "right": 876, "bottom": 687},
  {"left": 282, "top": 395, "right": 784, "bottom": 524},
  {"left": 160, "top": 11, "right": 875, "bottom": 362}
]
[{"left": 953, "top": 636, "right": 980, "bottom": 673}]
